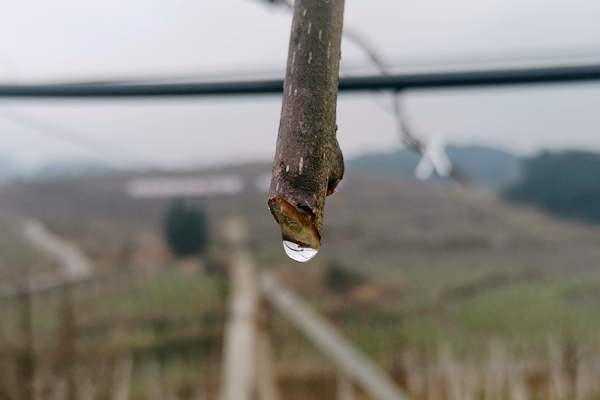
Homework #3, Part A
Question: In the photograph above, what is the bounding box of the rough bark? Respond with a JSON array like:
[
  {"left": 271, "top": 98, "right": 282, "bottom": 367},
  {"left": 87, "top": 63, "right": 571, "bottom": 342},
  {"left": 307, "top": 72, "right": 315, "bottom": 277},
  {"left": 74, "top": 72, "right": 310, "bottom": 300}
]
[{"left": 268, "top": 0, "right": 345, "bottom": 250}]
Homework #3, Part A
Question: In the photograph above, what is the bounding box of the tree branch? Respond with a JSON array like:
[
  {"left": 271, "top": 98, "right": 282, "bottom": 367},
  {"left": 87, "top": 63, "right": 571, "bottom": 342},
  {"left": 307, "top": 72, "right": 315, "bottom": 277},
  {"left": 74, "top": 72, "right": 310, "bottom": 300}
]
[{"left": 268, "top": 0, "right": 345, "bottom": 251}]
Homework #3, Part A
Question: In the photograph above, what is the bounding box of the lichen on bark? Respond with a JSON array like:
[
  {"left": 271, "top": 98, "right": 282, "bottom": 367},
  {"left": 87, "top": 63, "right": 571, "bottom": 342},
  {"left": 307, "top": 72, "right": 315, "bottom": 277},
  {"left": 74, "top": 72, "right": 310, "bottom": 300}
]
[{"left": 268, "top": 0, "right": 345, "bottom": 251}]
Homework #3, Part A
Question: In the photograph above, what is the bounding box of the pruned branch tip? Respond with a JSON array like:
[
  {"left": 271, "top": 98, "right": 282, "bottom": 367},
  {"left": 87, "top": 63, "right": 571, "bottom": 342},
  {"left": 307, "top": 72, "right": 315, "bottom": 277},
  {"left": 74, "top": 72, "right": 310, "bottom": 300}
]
[{"left": 268, "top": 0, "right": 346, "bottom": 252}]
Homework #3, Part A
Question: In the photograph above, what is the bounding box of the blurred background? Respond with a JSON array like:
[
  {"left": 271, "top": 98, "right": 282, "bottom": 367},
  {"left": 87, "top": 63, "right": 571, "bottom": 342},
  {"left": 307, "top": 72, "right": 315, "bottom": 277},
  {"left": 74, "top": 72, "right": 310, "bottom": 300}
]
[{"left": 2, "top": 0, "right": 600, "bottom": 398}]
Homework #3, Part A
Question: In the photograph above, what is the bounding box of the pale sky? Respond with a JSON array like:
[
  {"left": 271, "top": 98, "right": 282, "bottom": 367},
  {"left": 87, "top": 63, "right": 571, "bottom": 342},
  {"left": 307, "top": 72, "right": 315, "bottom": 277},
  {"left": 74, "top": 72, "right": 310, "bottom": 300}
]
[{"left": 1, "top": 0, "right": 600, "bottom": 168}]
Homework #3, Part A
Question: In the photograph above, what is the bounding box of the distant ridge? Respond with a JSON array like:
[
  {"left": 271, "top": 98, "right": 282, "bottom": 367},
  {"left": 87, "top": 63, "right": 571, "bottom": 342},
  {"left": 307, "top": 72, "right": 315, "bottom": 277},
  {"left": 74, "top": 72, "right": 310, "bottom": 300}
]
[
  {"left": 0, "top": 155, "right": 23, "bottom": 183},
  {"left": 349, "top": 145, "right": 521, "bottom": 189}
]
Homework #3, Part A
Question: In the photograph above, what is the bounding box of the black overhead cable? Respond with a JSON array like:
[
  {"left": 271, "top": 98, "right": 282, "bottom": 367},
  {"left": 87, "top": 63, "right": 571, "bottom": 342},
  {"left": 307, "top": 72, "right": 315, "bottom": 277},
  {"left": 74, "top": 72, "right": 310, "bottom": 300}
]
[
  {"left": 0, "top": 63, "right": 600, "bottom": 98},
  {"left": 0, "top": 59, "right": 144, "bottom": 168}
]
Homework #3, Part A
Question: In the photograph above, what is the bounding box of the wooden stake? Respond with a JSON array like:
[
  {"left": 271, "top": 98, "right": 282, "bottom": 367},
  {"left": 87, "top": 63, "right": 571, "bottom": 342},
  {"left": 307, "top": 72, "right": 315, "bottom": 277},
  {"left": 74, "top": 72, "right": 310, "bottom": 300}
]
[{"left": 220, "top": 218, "right": 258, "bottom": 400}]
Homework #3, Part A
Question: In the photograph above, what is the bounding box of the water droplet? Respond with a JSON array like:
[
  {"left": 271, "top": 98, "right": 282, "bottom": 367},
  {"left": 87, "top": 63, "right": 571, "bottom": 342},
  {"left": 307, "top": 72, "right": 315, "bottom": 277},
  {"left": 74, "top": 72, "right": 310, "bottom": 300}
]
[{"left": 282, "top": 240, "right": 318, "bottom": 263}]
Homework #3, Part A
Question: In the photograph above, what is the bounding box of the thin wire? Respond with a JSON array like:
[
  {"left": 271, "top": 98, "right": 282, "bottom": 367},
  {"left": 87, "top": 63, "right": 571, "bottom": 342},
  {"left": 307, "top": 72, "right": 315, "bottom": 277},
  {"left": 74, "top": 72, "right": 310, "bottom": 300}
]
[
  {"left": 0, "top": 109, "right": 143, "bottom": 168},
  {"left": 0, "top": 53, "right": 153, "bottom": 169}
]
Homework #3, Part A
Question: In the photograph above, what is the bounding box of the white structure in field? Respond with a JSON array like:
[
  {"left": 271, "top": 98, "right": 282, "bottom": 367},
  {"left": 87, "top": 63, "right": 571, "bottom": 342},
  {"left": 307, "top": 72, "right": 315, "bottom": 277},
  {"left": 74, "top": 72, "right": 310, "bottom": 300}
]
[
  {"left": 127, "top": 175, "right": 245, "bottom": 198},
  {"left": 415, "top": 135, "right": 452, "bottom": 181}
]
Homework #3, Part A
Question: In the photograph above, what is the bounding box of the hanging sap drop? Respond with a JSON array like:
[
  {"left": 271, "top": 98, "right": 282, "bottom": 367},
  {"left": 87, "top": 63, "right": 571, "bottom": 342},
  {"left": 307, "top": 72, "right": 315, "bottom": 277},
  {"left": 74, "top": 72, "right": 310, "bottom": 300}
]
[{"left": 282, "top": 240, "right": 318, "bottom": 263}]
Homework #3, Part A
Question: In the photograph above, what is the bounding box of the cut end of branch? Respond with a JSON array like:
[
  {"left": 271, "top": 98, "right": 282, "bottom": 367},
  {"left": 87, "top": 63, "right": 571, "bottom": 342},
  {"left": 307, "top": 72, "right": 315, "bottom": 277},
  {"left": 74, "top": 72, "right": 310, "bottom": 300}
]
[{"left": 268, "top": 197, "right": 321, "bottom": 250}]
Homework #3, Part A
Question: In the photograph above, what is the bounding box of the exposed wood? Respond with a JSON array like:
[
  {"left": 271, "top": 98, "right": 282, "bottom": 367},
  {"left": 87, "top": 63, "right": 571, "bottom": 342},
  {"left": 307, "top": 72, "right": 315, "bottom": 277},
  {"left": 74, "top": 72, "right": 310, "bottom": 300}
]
[
  {"left": 260, "top": 272, "right": 408, "bottom": 400},
  {"left": 220, "top": 218, "right": 258, "bottom": 400},
  {"left": 268, "top": 0, "right": 345, "bottom": 251}
]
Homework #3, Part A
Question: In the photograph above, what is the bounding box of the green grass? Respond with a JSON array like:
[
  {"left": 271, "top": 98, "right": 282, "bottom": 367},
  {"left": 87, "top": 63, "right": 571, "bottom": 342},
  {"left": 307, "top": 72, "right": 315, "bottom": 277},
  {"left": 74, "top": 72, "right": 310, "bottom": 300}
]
[
  {"left": 4, "top": 225, "right": 600, "bottom": 392},
  {"left": 277, "top": 258, "right": 600, "bottom": 361},
  {"left": 337, "top": 265, "right": 600, "bottom": 359},
  {"left": 84, "top": 267, "right": 224, "bottom": 322},
  {"left": 450, "top": 279, "right": 600, "bottom": 347},
  {"left": 0, "top": 266, "right": 226, "bottom": 354}
]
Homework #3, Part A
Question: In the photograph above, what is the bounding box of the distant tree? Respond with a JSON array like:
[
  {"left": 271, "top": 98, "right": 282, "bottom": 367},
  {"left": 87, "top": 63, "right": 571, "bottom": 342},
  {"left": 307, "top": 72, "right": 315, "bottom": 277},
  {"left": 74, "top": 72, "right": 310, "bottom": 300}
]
[
  {"left": 504, "top": 151, "right": 600, "bottom": 223},
  {"left": 324, "top": 260, "right": 365, "bottom": 294},
  {"left": 164, "top": 200, "right": 209, "bottom": 257}
]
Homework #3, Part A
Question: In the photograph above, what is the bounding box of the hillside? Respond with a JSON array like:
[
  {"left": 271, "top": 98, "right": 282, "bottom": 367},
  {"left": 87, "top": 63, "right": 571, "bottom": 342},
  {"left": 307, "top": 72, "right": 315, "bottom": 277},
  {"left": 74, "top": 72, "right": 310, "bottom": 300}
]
[
  {"left": 505, "top": 150, "right": 600, "bottom": 223},
  {"left": 349, "top": 145, "right": 522, "bottom": 189},
  {"left": 0, "top": 155, "right": 23, "bottom": 183},
  {"left": 0, "top": 162, "right": 597, "bottom": 274},
  {"left": 3, "top": 163, "right": 600, "bottom": 398}
]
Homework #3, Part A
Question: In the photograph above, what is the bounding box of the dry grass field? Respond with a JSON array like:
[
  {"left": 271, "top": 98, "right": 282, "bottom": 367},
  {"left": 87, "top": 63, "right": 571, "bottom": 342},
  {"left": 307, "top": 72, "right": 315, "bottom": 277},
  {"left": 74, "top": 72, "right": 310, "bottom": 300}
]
[{"left": 1, "top": 164, "right": 600, "bottom": 398}]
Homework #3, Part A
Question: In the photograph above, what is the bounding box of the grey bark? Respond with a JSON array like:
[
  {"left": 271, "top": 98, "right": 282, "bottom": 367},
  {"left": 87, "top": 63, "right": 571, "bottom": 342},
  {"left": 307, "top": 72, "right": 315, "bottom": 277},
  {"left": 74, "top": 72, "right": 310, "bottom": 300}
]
[{"left": 268, "top": 0, "right": 345, "bottom": 250}]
